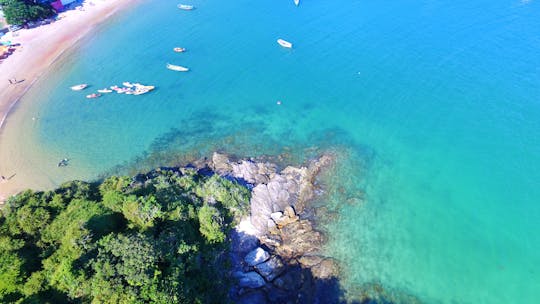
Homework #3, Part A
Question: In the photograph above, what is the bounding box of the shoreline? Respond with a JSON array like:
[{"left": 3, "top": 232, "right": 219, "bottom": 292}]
[{"left": 0, "top": 0, "right": 141, "bottom": 202}]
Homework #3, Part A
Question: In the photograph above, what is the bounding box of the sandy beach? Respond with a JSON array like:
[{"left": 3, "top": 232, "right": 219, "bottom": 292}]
[{"left": 0, "top": 0, "right": 139, "bottom": 202}]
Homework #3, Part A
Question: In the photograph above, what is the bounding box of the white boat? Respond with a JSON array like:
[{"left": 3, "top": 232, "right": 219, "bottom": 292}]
[
  {"left": 98, "top": 88, "right": 113, "bottom": 93},
  {"left": 294, "top": 0, "right": 299, "bottom": 6},
  {"left": 277, "top": 39, "right": 293, "bottom": 48},
  {"left": 122, "top": 82, "right": 134, "bottom": 88},
  {"left": 177, "top": 4, "right": 194, "bottom": 10},
  {"left": 71, "top": 84, "right": 88, "bottom": 91},
  {"left": 86, "top": 93, "right": 101, "bottom": 99},
  {"left": 133, "top": 89, "right": 151, "bottom": 96},
  {"left": 166, "top": 63, "right": 189, "bottom": 72}
]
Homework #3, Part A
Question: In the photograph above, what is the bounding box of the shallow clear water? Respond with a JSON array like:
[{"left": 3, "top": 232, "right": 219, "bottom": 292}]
[{"left": 2, "top": 0, "right": 540, "bottom": 302}]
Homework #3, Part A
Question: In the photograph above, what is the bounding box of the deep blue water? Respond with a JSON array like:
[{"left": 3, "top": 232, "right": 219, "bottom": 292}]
[{"left": 3, "top": 0, "right": 540, "bottom": 302}]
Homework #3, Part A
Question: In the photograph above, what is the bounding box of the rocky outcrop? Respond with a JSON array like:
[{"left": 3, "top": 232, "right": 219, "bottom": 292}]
[
  {"left": 211, "top": 152, "right": 333, "bottom": 236},
  {"left": 212, "top": 153, "right": 341, "bottom": 303}
]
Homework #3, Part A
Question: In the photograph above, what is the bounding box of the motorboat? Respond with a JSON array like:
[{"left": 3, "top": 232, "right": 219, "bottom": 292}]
[
  {"left": 122, "top": 82, "right": 134, "bottom": 87},
  {"left": 277, "top": 39, "right": 293, "bottom": 48},
  {"left": 294, "top": 0, "right": 299, "bottom": 6},
  {"left": 133, "top": 89, "right": 151, "bottom": 96},
  {"left": 98, "top": 88, "right": 113, "bottom": 93},
  {"left": 166, "top": 63, "right": 190, "bottom": 72},
  {"left": 86, "top": 93, "right": 101, "bottom": 99},
  {"left": 116, "top": 87, "right": 131, "bottom": 94},
  {"left": 71, "top": 84, "right": 88, "bottom": 91},
  {"left": 177, "top": 4, "right": 194, "bottom": 10},
  {"left": 174, "top": 47, "right": 186, "bottom": 53}
]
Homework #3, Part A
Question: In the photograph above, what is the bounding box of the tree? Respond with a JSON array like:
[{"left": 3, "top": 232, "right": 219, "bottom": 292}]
[
  {"left": 0, "top": 0, "right": 54, "bottom": 26},
  {"left": 198, "top": 205, "right": 225, "bottom": 244},
  {"left": 0, "top": 169, "right": 246, "bottom": 303}
]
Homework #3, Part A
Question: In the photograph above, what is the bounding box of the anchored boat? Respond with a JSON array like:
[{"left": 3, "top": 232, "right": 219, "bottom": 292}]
[
  {"left": 70, "top": 84, "right": 88, "bottom": 91},
  {"left": 177, "top": 4, "right": 194, "bottom": 10},
  {"left": 166, "top": 63, "right": 190, "bottom": 72},
  {"left": 277, "top": 39, "right": 293, "bottom": 48}
]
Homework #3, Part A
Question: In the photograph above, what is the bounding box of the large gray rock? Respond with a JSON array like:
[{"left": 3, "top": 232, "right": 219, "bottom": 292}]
[
  {"left": 255, "top": 256, "right": 285, "bottom": 282},
  {"left": 270, "top": 212, "right": 283, "bottom": 222},
  {"left": 234, "top": 271, "right": 266, "bottom": 289},
  {"left": 244, "top": 247, "right": 270, "bottom": 266}
]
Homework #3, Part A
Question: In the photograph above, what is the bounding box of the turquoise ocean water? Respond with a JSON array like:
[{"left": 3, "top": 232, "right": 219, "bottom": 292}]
[{"left": 2, "top": 0, "right": 540, "bottom": 302}]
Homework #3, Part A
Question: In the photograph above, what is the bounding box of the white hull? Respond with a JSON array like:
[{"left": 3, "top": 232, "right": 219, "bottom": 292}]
[
  {"left": 71, "top": 84, "right": 88, "bottom": 91},
  {"left": 167, "top": 63, "right": 190, "bottom": 72},
  {"left": 277, "top": 39, "right": 293, "bottom": 48},
  {"left": 178, "top": 4, "right": 194, "bottom": 10},
  {"left": 294, "top": 0, "right": 299, "bottom": 6}
]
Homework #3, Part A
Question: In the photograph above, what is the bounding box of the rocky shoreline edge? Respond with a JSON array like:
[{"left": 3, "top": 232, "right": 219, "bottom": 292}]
[{"left": 196, "top": 152, "right": 340, "bottom": 303}]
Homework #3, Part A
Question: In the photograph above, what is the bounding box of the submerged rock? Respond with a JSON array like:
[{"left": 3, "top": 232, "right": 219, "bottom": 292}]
[{"left": 310, "top": 258, "right": 340, "bottom": 279}]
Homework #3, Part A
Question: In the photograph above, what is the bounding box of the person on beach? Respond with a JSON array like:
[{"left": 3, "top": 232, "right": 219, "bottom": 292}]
[{"left": 8, "top": 79, "right": 12, "bottom": 84}]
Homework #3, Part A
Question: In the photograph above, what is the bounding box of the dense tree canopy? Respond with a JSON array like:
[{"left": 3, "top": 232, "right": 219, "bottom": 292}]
[
  {"left": 0, "top": 168, "right": 250, "bottom": 303},
  {"left": 0, "top": 0, "right": 54, "bottom": 26}
]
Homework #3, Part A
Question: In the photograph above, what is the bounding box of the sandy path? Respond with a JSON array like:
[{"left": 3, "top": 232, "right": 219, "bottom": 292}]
[{"left": 0, "top": 0, "right": 140, "bottom": 202}]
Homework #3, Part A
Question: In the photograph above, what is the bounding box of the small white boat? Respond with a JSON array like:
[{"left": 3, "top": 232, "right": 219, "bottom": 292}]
[
  {"left": 294, "top": 0, "right": 299, "bottom": 6},
  {"left": 133, "top": 89, "right": 151, "bottom": 96},
  {"left": 174, "top": 47, "right": 186, "bottom": 53},
  {"left": 71, "top": 84, "right": 88, "bottom": 91},
  {"left": 166, "top": 63, "right": 190, "bottom": 72},
  {"left": 98, "top": 88, "right": 113, "bottom": 93},
  {"left": 277, "top": 39, "right": 293, "bottom": 48},
  {"left": 122, "top": 82, "right": 134, "bottom": 88},
  {"left": 86, "top": 93, "right": 101, "bottom": 99},
  {"left": 177, "top": 4, "right": 194, "bottom": 10}
]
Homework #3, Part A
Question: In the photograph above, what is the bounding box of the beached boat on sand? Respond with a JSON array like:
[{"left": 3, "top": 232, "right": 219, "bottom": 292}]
[
  {"left": 277, "top": 39, "right": 293, "bottom": 48},
  {"left": 167, "top": 63, "right": 189, "bottom": 72},
  {"left": 174, "top": 47, "right": 186, "bottom": 53},
  {"left": 177, "top": 4, "right": 194, "bottom": 10},
  {"left": 71, "top": 84, "right": 88, "bottom": 91}
]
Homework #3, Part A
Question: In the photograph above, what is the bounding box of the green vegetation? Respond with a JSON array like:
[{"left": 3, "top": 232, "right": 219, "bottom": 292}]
[
  {"left": 0, "top": 168, "right": 251, "bottom": 303},
  {"left": 0, "top": 0, "right": 54, "bottom": 26}
]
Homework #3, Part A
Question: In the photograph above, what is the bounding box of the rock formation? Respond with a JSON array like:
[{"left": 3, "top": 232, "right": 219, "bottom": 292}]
[{"left": 209, "top": 152, "right": 340, "bottom": 303}]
